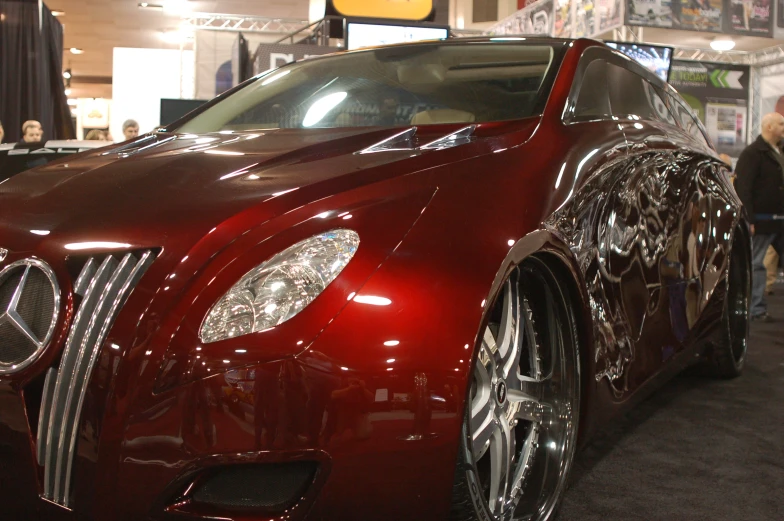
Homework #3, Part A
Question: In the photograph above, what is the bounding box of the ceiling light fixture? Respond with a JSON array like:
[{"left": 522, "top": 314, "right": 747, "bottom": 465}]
[
  {"left": 70, "top": 48, "right": 84, "bottom": 55},
  {"left": 62, "top": 69, "right": 72, "bottom": 79},
  {"left": 138, "top": 2, "right": 164, "bottom": 10},
  {"left": 710, "top": 38, "right": 735, "bottom": 51},
  {"left": 51, "top": 10, "right": 66, "bottom": 17}
]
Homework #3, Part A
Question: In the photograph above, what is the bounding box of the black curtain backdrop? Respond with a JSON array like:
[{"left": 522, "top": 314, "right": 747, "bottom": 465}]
[{"left": 0, "top": 0, "right": 75, "bottom": 143}]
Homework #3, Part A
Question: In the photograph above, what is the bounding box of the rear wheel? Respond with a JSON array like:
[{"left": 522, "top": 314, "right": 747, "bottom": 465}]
[
  {"left": 451, "top": 259, "right": 580, "bottom": 521},
  {"left": 712, "top": 241, "right": 750, "bottom": 378}
]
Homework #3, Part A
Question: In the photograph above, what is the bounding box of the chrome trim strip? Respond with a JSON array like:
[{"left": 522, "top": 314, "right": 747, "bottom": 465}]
[
  {"left": 40, "top": 252, "right": 154, "bottom": 506},
  {"left": 355, "top": 127, "right": 417, "bottom": 154},
  {"left": 52, "top": 254, "right": 131, "bottom": 503},
  {"left": 73, "top": 258, "right": 97, "bottom": 297},
  {"left": 419, "top": 125, "right": 476, "bottom": 150},
  {"left": 43, "top": 255, "right": 116, "bottom": 501},
  {"left": 36, "top": 368, "right": 57, "bottom": 465},
  {"left": 61, "top": 251, "right": 154, "bottom": 502}
]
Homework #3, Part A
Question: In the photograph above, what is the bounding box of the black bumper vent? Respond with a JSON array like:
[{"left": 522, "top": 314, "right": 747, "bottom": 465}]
[{"left": 192, "top": 461, "right": 318, "bottom": 511}]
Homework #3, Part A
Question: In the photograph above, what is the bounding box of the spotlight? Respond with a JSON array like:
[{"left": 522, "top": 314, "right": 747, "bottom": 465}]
[
  {"left": 70, "top": 48, "right": 84, "bottom": 55},
  {"left": 52, "top": 10, "right": 66, "bottom": 17},
  {"left": 63, "top": 69, "right": 72, "bottom": 79}
]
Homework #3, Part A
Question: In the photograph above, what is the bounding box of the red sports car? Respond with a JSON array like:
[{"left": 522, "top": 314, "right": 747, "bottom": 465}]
[{"left": 0, "top": 37, "right": 750, "bottom": 521}]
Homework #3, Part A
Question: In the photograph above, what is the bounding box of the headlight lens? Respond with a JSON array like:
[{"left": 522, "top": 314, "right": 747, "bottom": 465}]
[{"left": 199, "top": 229, "right": 360, "bottom": 343}]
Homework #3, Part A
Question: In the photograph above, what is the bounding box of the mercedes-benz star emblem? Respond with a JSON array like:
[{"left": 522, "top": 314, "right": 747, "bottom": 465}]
[
  {"left": 496, "top": 381, "right": 507, "bottom": 405},
  {"left": 0, "top": 248, "right": 7, "bottom": 263},
  {"left": 0, "top": 258, "right": 60, "bottom": 373}
]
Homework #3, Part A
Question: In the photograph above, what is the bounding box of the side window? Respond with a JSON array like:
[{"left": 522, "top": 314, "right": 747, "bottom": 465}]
[
  {"left": 573, "top": 60, "right": 611, "bottom": 119},
  {"left": 667, "top": 94, "right": 712, "bottom": 148},
  {"left": 606, "top": 63, "right": 657, "bottom": 120}
]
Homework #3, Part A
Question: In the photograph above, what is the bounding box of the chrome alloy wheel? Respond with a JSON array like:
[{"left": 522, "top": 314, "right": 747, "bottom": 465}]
[{"left": 464, "top": 262, "right": 579, "bottom": 521}]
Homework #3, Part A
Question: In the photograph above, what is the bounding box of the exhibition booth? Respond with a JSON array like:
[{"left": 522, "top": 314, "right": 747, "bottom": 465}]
[{"left": 93, "top": 0, "right": 784, "bottom": 161}]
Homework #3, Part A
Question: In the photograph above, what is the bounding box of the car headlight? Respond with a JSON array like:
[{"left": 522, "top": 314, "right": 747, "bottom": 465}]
[{"left": 199, "top": 229, "right": 360, "bottom": 343}]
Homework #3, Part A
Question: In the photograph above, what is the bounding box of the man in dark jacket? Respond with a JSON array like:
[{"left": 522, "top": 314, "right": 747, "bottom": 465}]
[{"left": 735, "top": 112, "right": 784, "bottom": 321}]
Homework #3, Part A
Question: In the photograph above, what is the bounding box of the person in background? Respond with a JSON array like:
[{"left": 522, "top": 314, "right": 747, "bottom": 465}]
[
  {"left": 735, "top": 112, "right": 784, "bottom": 322},
  {"left": 85, "top": 129, "right": 108, "bottom": 141},
  {"left": 0, "top": 120, "right": 4, "bottom": 144},
  {"left": 122, "top": 119, "right": 140, "bottom": 141},
  {"left": 21, "top": 120, "right": 43, "bottom": 143}
]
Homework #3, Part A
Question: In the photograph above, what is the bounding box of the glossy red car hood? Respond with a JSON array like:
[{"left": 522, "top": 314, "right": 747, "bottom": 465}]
[{"left": 0, "top": 122, "right": 538, "bottom": 253}]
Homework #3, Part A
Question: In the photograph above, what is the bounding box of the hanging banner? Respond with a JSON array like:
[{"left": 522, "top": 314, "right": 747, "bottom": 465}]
[
  {"left": 597, "top": 0, "right": 624, "bottom": 30},
  {"left": 330, "top": 0, "right": 434, "bottom": 20},
  {"left": 554, "top": 0, "right": 575, "bottom": 35},
  {"left": 675, "top": 0, "right": 724, "bottom": 32},
  {"left": 728, "top": 0, "right": 772, "bottom": 34},
  {"left": 491, "top": 0, "right": 619, "bottom": 37},
  {"left": 574, "top": 0, "right": 597, "bottom": 37},
  {"left": 626, "top": 0, "right": 674, "bottom": 26},
  {"left": 523, "top": 0, "right": 556, "bottom": 34},
  {"left": 670, "top": 60, "right": 750, "bottom": 157}
]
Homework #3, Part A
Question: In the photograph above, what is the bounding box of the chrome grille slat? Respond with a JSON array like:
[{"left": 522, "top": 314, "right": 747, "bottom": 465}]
[
  {"left": 36, "top": 368, "right": 57, "bottom": 465},
  {"left": 43, "top": 255, "right": 116, "bottom": 500},
  {"left": 73, "top": 258, "right": 97, "bottom": 297},
  {"left": 61, "top": 251, "right": 154, "bottom": 502},
  {"left": 38, "top": 251, "right": 155, "bottom": 507},
  {"left": 52, "top": 254, "right": 132, "bottom": 502}
]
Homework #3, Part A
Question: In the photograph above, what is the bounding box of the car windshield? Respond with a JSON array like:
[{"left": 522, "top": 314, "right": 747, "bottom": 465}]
[{"left": 174, "top": 41, "right": 562, "bottom": 133}]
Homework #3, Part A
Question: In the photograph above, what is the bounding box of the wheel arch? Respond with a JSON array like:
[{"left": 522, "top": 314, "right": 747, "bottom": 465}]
[
  {"left": 477, "top": 230, "right": 596, "bottom": 448},
  {"left": 522, "top": 249, "right": 595, "bottom": 448}
]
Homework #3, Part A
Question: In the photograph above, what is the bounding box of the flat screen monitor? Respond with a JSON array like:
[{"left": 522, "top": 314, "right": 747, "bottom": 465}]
[
  {"left": 160, "top": 98, "right": 209, "bottom": 126},
  {"left": 605, "top": 42, "right": 673, "bottom": 82},
  {"left": 346, "top": 21, "right": 449, "bottom": 51}
]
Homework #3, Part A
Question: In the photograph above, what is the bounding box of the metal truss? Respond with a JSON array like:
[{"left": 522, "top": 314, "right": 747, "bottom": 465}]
[
  {"left": 672, "top": 44, "right": 784, "bottom": 67},
  {"left": 182, "top": 13, "right": 309, "bottom": 34},
  {"left": 608, "top": 24, "right": 784, "bottom": 67}
]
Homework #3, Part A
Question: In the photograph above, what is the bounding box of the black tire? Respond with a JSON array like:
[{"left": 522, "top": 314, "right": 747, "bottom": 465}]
[
  {"left": 450, "top": 259, "right": 580, "bottom": 521},
  {"left": 712, "top": 239, "right": 751, "bottom": 378}
]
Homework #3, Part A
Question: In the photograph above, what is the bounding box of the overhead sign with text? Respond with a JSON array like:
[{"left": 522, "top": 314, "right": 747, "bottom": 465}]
[
  {"left": 669, "top": 60, "right": 750, "bottom": 157},
  {"left": 627, "top": 0, "right": 773, "bottom": 36}
]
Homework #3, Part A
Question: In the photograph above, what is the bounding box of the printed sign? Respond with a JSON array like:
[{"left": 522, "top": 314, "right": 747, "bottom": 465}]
[
  {"left": 253, "top": 43, "right": 339, "bottom": 75},
  {"left": 524, "top": 0, "right": 555, "bottom": 34},
  {"left": 677, "top": 0, "right": 724, "bottom": 32},
  {"left": 627, "top": 0, "right": 674, "bottom": 26},
  {"left": 729, "top": 0, "right": 772, "bottom": 35},
  {"left": 670, "top": 60, "right": 750, "bottom": 157}
]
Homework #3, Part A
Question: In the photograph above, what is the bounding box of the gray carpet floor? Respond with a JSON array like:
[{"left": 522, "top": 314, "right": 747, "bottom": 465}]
[{"left": 557, "top": 284, "right": 784, "bottom": 521}]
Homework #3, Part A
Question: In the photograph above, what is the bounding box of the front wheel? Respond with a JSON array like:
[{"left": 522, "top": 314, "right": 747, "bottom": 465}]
[
  {"left": 451, "top": 259, "right": 580, "bottom": 521},
  {"left": 712, "top": 240, "right": 751, "bottom": 378}
]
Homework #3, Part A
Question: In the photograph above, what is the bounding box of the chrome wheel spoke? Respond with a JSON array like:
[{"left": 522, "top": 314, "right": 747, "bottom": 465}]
[
  {"left": 470, "top": 361, "right": 495, "bottom": 457},
  {"left": 497, "top": 280, "right": 521, "bottom": 379},
  {"left": 488, "top": 413, "right": 513, "bottom": 515}
]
